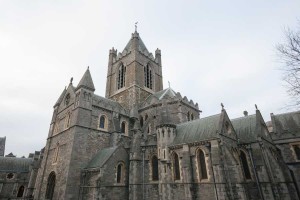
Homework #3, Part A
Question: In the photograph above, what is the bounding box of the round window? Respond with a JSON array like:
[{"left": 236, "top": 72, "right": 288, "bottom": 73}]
[{"left": 7, "top": 173, "right": 14, "bottom": 180}]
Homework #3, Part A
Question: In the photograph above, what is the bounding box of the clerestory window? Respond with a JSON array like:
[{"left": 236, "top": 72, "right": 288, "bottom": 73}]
[
  {"left": 197, "top": 149, "right": 208, "bottom": 180},
  {"left": 240, "top": 150, "right": 251, "bottom": 180}
]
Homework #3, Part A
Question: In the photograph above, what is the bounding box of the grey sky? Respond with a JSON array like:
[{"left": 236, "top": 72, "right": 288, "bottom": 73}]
[{"left": 0, "top": 1, "right": 299, "bottom": 157}]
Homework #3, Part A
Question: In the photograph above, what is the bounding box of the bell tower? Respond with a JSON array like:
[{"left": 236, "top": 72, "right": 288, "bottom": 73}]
[{"left": 105, "top": 31, "right": 163, "bottom": 109}]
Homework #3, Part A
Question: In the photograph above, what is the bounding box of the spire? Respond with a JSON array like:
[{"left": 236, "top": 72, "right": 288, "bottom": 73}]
[{"left": 76, "top": 67, "right": 95, "bottom": 91}]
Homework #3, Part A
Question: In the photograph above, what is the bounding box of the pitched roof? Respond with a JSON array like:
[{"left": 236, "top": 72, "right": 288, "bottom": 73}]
[
  {"left": 172, "top": 114, "right": 221, "bottom": 145},
  {"left": 231, "top": 115, "right": 257, "bottom": 143},
  {"left": 85, "top": 147, "right": 117, "bottom": 169},
  {"left": 144, "top": 88, "right": 177, "bottom": 104},
  {"left": 272, "top": 111, "right": 300, "bottom": 137},
  {"left": 77, "top": 68, "right": 95, "bottom": 91},
  {"left": 0, "top": 157, "right": 33, "bottom": 172},
  {"left": 123, "top": 31, "right": 149, "bottom": 53},
  {"left": 93, "top": 95, "right": 129, "bottom": 116},
  {"left": 54, "top": 87, "right": 67, "bottom": 107}
]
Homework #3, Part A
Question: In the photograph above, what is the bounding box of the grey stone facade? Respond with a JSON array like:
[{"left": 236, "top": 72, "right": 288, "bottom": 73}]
[{"left": 1, "top": 30, "right": 300, "bottom": 199}]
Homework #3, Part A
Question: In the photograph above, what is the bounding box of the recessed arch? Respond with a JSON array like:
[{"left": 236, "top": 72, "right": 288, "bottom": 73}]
[
  {"left": 240, "top": 150, "right": 251, "bottom": 180},
  {"left": 117, "top": 63, "right": 126, "bottom": 89},
  {"left": 17, "top": 185, "right": 24, "bottom": 197},
  {"left": 99, "top": 115, "right": 108, "bottom": 130},
  {"left": 121, "top": 121, "right": 127, "bottom": 135},
  {"left": 197, "top": 148, "right": 208, "bottom": 180},
  {"left": 144, "top": 63, "right": 153, "bottom": 89},
  {"left": 116, "top": 162, "right": 125, "bottom": 183},
  {"left": 172, "top": 152, "right": 181, "bottom": 180},
  {"left": 45, "top": 171, "right": 56, "bottom": 200},
  {"left": 151, "top": 155, "right": 159, "bottom": 181}
]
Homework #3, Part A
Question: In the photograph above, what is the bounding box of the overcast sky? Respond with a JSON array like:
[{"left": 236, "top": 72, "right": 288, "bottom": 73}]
[{"left": 0, "top": 1, "right": 300, "bottom": 157}]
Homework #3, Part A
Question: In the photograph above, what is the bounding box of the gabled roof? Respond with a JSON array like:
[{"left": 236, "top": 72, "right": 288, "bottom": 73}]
[
  {"left": 172, "top": 114, "right": 221, "bottom": 145},
  {"left": 93, "top": 95, "right": 129, "bottom": 116},
  {"left": 0, "top": 157, "right": 33, "bottom": 172},
  {"left": 54, "top": 87, "right": 67, "bottom": 107},
  {"left": 77, "top": 68, "right": 95, "bottom": 91},
  {"left": 85, "top": 147, "right": 117, "bottom": 169},
  {"left": 123, "top": 31, "right": 149, "bottom": 53},
  {"left": 231, "top": 115, "right": 257, "bottom": 143},
  {"left": 144, "top": 88, "right": 177, "bottom": 105},
  {"left": 271, "top": 111, "right": 300, "bottom": 137}
]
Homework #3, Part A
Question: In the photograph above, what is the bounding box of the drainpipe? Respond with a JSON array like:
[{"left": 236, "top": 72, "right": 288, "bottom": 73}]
[
  {"left": 247, "top": 146, "right": 264, "bottom": 200},
  {"left": 142, "top": 147, "right": 145, "bottom": 200},
  {"left": 206, "top": 143, "right": 218, "bottom": 200}
]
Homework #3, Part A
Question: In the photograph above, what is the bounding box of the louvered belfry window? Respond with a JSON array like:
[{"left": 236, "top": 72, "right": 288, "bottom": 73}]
[
  {"left": 118, "top": 64, "right": 125, "bottom": 89},
  {"left": 144, "top": 64, "right": 152, "bottom": 89}
]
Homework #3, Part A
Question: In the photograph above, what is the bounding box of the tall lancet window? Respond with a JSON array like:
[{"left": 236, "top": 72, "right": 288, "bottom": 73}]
[
  {"left": 118, "top": 64, "right": 126, "bottom": 89},
  {"left": 144, "top": 64, "right": 153, "bottom": 89}
]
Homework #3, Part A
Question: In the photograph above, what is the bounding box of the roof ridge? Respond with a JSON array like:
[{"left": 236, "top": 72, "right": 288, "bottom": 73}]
[
  {"left": 178, "top": 113, "right": 221, "bottom": 126},
  {"left": 231, "top": 114, "right": 256, "bottom": 121}
]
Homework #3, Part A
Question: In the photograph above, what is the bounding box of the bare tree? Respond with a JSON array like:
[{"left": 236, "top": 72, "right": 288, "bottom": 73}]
[{"left": 277, "top": 24, "right": 300, "bottom": 106}]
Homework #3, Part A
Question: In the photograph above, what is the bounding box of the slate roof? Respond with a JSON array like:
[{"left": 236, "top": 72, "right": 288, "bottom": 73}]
[
  {"left": 0, "top": 157, "right": 32, "bottom": 172},
  {"left": 144, "top": 88, "right": 177, "bottom": 104},
  {"left": 172, "top": 114, "right": 221, "bottom": 145},
  {"left": 272, "top": 111, "right": 300, "bottom": 136},
  {"left": 231, "top": 115, "right": 257, "bottom": 143},
  {"left": 85, "top": 147, "right": 117, "bottom": 169},
  {"left": 77, "top": 68, "right": 95, "bottom": 91},
  {"left": 93, "top": 95, "right": 128, "bottom": 115},
  {"left": 123, "top": 31, "right": 149, "bottom": 53}
]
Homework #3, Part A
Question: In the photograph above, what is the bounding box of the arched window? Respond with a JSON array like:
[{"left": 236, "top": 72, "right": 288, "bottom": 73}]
[
  {"left": 17, "top": 185, "right": 24, "bottom": 197},
  {"left": 191, "top": 113, "right": 194, "bottom": 120},
  {"left": 118, "top": 64, "right": 126, "bottom": 89},
  {"left": 187, "top": 112, "right": 190, "bottom": 121},
  {"left": 121, "top": 121, "right": 126, "bottom": 134},
  {"left": 45, "top": 172, "right": 56, "bottom": 200},
  {"left": 140, "top": 116, "right": 144, "bottom": 128},
  {"left": 240, "top": 151, "right": 251, "bottom": 179},
  {"left": 197, "top": 149, "right": 208, "bottom": 179},
  {"left": 152, "top": 155, "right": 159, "bottom": 181},
  {"left": 116, "top": 163, "right": 124, "bottom": 183},
  {"left": 99, "top": 115, "right": 106, "bottom": 129},
  {"left": 173, "top": 153, "right": 181, "bottom": 180},
  {"left": 144, "top": 64, "right": 153, "bottom": 89}
]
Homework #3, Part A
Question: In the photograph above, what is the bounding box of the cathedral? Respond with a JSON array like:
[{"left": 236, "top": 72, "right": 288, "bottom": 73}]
[{"left": 0, "top": 30, "right": 300, "bottom": 200}]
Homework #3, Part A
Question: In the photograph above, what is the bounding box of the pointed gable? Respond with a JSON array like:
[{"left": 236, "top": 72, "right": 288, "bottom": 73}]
[
  {"left": 123, "top": 31, "right": 149, "bottom": 53},
  {"left": 54, "top": 87, "right": 67, "bottom": 107},
  {"left": 232, "top": 115, "right": 257, "bottom": 143},
  {"left": 77, "top": 68, "right": 95, "bottom": 91},
  {"left": 172, "top": 114, "right": 221, "bottom": 145}
]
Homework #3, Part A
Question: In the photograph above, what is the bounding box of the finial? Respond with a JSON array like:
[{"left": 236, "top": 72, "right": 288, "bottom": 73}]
[
  {"left": 87, "top": 66, "right": 89, "bottom": 70},
  {"left": 135, "top": 22, "right": 138, "bottom": 32},
  {"left": 70, "top": 77, "right": 73, "bottom": 84},
  {"left": 168, "top": 81, "right": 170, "bottom": 88},
  {"left": 255, "top": 104, "right": 258, "bottom": 110},
  {"left": 221, "top": 103, "right": 224, "bottom": 110}
]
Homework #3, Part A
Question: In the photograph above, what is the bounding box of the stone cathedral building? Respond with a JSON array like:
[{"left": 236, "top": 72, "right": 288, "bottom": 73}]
[{"left": 0, "top": 31, "right": 300, "bottom": 200}]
